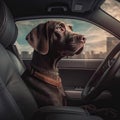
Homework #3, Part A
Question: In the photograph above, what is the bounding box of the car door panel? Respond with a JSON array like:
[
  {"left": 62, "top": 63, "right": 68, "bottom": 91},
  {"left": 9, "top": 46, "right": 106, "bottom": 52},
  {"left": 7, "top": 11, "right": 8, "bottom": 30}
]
[
  {"left": 58, "top": 59, "right": 103, "bottom": 101},
  {"left": 59, "top": 59, "right": 102, "bottom": 89}
]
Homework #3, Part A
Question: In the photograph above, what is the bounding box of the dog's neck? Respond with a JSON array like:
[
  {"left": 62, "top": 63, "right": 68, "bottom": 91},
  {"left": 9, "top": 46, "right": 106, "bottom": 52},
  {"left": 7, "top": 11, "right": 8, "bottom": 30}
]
[{"left": 31, "top": 51, "right": 62, "bottom": 80}]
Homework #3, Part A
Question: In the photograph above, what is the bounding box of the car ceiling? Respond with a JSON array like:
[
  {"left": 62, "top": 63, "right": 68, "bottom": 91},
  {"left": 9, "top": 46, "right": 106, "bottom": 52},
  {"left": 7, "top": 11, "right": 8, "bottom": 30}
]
[{"left": 3, "top": 0, "right": 104, "bottom": 19}]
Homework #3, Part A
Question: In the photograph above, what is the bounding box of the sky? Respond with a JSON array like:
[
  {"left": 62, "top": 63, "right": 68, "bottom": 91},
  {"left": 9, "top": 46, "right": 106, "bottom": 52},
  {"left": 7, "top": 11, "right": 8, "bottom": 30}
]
[{"left": 15, "top": 0, "right": 120, "bottom": 54}]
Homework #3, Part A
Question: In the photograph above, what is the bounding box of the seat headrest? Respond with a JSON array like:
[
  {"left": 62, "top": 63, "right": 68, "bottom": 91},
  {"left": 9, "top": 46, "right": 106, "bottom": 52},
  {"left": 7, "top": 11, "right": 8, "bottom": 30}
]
[{"left": 0, "top": 1, "right": 18, "bottom": 48}]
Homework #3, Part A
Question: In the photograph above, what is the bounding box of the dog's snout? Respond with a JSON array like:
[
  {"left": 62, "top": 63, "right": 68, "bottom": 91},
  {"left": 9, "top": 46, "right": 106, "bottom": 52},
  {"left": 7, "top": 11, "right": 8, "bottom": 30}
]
[{"left": 75, "top": 35, "right": 86, "bottom": 43}]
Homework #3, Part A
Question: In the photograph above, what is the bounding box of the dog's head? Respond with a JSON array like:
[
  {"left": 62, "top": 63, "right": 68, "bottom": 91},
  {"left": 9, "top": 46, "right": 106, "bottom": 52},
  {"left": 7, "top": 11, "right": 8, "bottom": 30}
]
[{"left": 26, "top": 21, "right": 86, "bottom": 56}]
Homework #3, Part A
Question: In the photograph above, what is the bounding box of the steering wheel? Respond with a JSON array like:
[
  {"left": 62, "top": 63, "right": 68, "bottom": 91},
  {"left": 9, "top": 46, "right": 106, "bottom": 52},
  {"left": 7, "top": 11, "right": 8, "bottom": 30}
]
[{"left": 81, "top": 42, "right": 120, "bottom": 103}]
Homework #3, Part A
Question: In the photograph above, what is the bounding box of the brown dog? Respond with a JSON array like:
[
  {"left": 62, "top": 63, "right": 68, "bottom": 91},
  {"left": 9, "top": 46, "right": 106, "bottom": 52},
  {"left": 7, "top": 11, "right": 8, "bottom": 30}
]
[{"left": 22, "top": 21, "right": 86, "bottom": 107}]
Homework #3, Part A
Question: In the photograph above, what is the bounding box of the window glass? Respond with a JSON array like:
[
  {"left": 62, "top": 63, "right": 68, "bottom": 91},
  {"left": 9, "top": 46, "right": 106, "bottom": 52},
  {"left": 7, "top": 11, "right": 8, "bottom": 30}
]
[
  {"left": 16, "top": 18, "right": 119, "bottom": 59},
  {"left": 101, "top": 0, "right": 120, "bottom": 21}
]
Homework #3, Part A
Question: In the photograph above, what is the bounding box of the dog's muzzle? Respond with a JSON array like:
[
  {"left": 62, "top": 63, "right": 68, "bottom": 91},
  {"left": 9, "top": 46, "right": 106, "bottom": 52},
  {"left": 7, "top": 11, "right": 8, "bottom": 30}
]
[
  {"left": 73, "top": 34, "right": 86, "bottom": 43},
  {"left": 61, "top": 34, "right": 86, "bottom": 56}
]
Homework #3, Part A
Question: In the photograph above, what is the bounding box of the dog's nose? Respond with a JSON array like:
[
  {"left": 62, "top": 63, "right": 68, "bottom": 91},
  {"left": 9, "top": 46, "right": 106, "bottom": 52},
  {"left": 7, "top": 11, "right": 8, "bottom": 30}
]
[
  {"left": 76, "top": 35, "right": 86, "bottom": 43},
  {"left": 81, "top": 36, "right": 86, "bottom": 43}
]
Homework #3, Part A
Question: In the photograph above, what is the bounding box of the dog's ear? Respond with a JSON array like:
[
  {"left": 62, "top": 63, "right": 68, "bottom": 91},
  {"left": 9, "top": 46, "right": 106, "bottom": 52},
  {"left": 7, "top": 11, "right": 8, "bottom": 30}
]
[{"left": 26, "top": 22, "right": 49, "bottom": 55}]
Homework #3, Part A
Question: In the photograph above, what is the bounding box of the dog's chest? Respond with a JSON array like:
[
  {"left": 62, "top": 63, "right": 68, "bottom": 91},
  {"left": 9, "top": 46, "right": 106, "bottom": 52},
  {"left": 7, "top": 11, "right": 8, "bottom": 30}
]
[{"left": 22, "top": 70, "right": 66, "bottom": 107}]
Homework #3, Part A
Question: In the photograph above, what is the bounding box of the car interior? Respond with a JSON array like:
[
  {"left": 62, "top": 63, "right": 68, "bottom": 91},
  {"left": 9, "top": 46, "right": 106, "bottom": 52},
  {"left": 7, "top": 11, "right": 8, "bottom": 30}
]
[{"left": 0, "top": 0, "right": 120, "bottom": 120}]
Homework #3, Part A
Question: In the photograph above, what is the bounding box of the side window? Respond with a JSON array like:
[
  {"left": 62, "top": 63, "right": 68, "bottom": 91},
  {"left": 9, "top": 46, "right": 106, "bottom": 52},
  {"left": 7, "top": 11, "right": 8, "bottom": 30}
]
[{"left": 15, "top": 19, "right": 119, "bottom": 60}]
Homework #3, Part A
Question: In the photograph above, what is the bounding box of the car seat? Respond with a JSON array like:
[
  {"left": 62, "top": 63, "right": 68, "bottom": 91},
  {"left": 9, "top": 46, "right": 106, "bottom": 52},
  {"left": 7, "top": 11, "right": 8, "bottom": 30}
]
[{"left": 0, "top": 1, "right": 37, "bottom": 120}]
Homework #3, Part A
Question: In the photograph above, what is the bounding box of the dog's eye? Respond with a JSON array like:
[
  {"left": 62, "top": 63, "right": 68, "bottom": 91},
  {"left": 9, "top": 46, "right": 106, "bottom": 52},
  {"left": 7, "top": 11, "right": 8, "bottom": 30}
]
[
  {"left": 59, "top": 23, "right": 65, "bottom": 28},
  {"left": 55, "top": 23, "right": 65, "bottom": 32}
]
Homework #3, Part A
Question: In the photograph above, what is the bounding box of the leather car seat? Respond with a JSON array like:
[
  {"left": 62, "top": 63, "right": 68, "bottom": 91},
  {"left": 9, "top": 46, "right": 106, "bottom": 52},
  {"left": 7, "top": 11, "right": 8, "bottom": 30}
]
[
  {"left": 0, "top": 1, "right": 103, "bottom": 120},
  {"left": 33, "top": 106, "right": 103, "bottom": 120},
  {"left": 0, "top": 76, "right": 24, "bottom": 120},
  {"left": 0, "top": 1, "right": 37, "bottom": 120}
]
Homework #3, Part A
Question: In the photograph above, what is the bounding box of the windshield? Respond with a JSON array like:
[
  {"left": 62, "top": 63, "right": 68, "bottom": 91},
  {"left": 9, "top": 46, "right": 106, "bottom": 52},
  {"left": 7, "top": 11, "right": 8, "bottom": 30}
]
[{"left": 101, "top": 0, "right": 120, "bottom": 21}]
